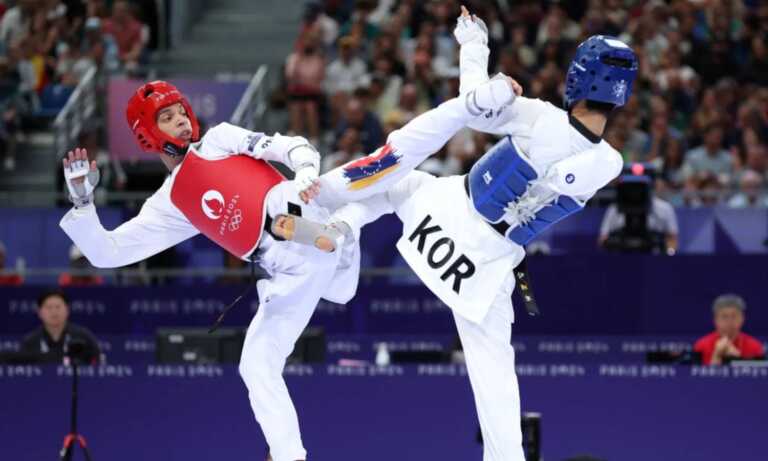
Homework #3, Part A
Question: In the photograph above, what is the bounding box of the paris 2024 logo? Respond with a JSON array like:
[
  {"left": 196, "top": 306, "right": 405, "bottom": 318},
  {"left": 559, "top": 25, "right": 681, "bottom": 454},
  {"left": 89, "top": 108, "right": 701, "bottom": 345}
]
[
  {"left": 201, "top": 190, "right": 225, "bottom": 219},
  {"left": 201, "top": 190, "right": 243, "bottom": 234}
]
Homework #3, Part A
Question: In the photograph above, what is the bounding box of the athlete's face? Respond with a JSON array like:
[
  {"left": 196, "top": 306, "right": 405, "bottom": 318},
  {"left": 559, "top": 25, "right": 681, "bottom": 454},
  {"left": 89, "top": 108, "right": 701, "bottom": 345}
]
[{"left": 156, "top": 103, "right": 192, "bottom": 143}]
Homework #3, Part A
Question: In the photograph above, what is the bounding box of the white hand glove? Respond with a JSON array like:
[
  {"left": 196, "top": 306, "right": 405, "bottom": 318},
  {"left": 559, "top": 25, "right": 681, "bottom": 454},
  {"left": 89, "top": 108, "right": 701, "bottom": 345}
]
[
  {"left": 288, "top": 143, "right": 321, "bottom": 202},
  {"left": 63, "top": 152, "right": 100, "bottom": 208},
  {"left": 465, "top": 78, "right": 516, "bottom": 115},
  {"left": 294, "top": 164, "right": 319, "bottom": 193},
  {"left": 454, "top": 11, "right": 488, "bottom": 46}
]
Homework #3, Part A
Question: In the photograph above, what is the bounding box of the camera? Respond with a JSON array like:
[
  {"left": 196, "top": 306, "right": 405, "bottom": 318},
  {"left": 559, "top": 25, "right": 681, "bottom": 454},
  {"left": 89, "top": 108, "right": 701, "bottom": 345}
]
[{"left": 603, "top": 164, "right": 666, "bottom": 254}]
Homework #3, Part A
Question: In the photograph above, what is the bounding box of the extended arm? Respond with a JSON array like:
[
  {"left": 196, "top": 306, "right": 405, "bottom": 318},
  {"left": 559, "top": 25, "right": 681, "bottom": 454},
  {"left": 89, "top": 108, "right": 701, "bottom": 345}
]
[{"left": 202, "top": 122, "right": 321, "bottom": 200}]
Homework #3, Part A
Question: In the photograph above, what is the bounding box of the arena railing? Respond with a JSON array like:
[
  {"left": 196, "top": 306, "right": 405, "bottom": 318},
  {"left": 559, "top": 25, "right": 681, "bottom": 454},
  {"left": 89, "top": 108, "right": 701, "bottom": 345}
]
[
  {"left": 52, "top": 66, "right": 98, "bottom": 159},
  {"left": 230, "top": 64, "right": 268, "bottom": 131},
  {"left": 8, "top": 266, "right": 410, "bottom": 283}
]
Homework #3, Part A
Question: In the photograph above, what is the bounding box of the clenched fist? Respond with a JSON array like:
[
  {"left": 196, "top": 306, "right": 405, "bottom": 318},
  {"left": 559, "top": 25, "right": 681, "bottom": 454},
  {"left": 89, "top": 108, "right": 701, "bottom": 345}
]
[{"left": 454, "top": 5, "right": 488, "bottom": 46}]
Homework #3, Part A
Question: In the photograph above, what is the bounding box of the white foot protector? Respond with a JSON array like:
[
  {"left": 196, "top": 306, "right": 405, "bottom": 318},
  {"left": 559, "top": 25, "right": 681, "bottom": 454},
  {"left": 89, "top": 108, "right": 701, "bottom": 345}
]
[{"left": 271, "top": 214, "right": 351, "bottom": 253}]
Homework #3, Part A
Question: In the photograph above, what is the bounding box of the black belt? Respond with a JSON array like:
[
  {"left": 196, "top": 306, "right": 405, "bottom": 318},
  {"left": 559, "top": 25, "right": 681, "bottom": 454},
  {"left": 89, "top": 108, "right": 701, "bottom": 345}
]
[{"left": 463, "top": 175, "right": 540, "bottom": 316}]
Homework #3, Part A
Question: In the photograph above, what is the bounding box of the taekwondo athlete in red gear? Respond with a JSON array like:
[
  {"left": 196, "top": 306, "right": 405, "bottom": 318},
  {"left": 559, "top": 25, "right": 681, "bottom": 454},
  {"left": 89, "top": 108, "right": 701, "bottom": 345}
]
[{"left": 60, "top": 81, "right": 351, "bottom": 461}]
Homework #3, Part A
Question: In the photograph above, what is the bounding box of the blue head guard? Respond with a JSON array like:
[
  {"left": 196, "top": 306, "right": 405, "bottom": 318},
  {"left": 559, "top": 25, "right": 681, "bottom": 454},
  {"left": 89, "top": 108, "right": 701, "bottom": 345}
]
[{"left": 563, "top": 35, "right": 638, "bottom": 110}]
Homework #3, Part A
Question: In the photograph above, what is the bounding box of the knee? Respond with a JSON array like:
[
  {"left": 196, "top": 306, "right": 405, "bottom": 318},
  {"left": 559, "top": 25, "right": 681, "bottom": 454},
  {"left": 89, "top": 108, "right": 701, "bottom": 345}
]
[{"left": 238, "top": 338, "right": 283, "bottom": 385}]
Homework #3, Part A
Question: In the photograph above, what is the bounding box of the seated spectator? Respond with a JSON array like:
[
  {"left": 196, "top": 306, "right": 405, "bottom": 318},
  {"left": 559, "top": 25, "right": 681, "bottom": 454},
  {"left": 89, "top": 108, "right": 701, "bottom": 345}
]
[
  {"left": 685, "top": 171, "right": 724, "bottom": 207},
  {"left": 383, "top": 81, "right": 428, "bottom": 129},
  {"left": 101, "top": 0, "right": 146, "bottom": 73},
  {"left": 0, "top": 55, "right": 20, "bottom": 171},
  {"left": 334, "top": 95, "right": 383, "bottom": 154},
  {"left": 655, "top": 137, "right": 686, "bottom": 199},
  {"left": 0, "top": 240, "right": 23, "bottom": 285},
  {"left": 647, "top": 107, "right": 684, "bottom": 166},
  {"left": 0, "top": 0, "right": 35, "bottom": 53},
  {"left": 302, "top": 1, "right": 339, "bottom": 50},
  {"left": 609, "top": 111, "right": 649, "bottom": 162},
  {"left": 727, "top": 100, "right": 766, "bottom": 152},
  {"left": 321, "top": 127, "right": 363, "bottom": 172},
  {"left": 408, "top": 35, "right": 439, "bottom": 107},
  {"left": 743, "top": 33, "right": 768, "bottom": 86},
  {"left": 54, "top": 39, "right": 95, "bottom": 84},
  {"left": 691, "top": 37, "right": 739, "bottom": 87},
  {"left": 535, "top": 4, "right": 579, "bottom": 48},
  {"left": 683, "top": 123, "right": 733, "bottom": 187},
  {"left": 528, "top": 60, "right": 562, "bottom": 106},
  {"left": 508, "top": 25, "right": 536, "bottom": 70},
  {"left": 445, "top": 129, "right": 489, "bottom": 175},
  {"left": 82, "top": 16, "right": 120, "bottom": 72},
  {"left": 728, "top": 170, "right": 768, "bottom": 208},
  {"left": 689, "top": 89, "right": 720, "bottom": 140},
  {"left": 58, "top": 244, "right": 104, "bottom": 286},
  {"left": 694, "top": 294, "right": 765, "bottom": 365},
  {"left": 16, "top": 35, "right": 46, "bottom": 96},
  {"left": 20, "top": 289, "right": 102, "bottom": 364},
  {"left": 338, "top": 0, "right": 379, "bottom": 43},
  {"left": 654, "top": 48, "right": 697, "bottom": 94},
  {"left": 325, "top": 35, "right": 368, "bottom": 101},
  {"left": 742, "top": 142, "right": 767, "bottom": 181},
  {"left": 416, "top": 144, "right": 454, "bottom": 177},
  {"left": 369, "top": 57, "right": 403, "bottom": 121}
]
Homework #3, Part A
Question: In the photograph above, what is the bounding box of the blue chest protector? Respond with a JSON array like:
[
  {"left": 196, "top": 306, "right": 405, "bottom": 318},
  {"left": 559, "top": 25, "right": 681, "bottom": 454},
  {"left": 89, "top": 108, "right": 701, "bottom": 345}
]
[{"left": 467, "top": 136, "right": 584, "bottom": 246}]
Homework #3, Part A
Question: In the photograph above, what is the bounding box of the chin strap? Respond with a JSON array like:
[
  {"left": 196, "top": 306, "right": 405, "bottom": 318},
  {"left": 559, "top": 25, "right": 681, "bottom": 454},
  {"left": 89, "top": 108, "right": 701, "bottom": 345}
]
[{"left": 162, "top": 140, "right": 191, "bottom": 157}]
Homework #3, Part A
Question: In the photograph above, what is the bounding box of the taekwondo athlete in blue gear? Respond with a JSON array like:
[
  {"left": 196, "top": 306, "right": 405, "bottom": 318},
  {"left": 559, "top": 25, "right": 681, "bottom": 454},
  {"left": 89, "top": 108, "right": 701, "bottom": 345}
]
[{"left": 327, "top": 8, "right": 638, "bottom": 461}]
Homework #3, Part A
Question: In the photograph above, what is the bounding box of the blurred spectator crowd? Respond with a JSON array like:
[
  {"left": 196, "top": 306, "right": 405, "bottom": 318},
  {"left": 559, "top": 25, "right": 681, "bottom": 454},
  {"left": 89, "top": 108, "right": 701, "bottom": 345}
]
[
  {"left": 283, "top": 0, "right": 768, "bottom": 207},
  {"left": 1, "top": 0, "right": 768, "bottom": 282},
  {"left": 0, "top": 0, "right": 154, "bottom": 171}
]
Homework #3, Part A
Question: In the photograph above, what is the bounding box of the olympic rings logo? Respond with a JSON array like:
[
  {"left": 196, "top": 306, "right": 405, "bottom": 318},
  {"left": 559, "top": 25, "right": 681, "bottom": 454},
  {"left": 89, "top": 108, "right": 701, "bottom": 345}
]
[{"left": 228, "top": 209, "right": 243, "bottom": 231}]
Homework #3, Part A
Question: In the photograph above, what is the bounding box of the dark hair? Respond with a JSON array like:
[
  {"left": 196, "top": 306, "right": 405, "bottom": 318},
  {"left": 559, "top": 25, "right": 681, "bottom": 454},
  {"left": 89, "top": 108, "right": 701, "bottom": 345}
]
[
  {"left": 567, "top": 99, "right": 615, "bottom": 116},
  {"left": 37, "top": 289, "right": 69, "bottom": 308},
  {"left": 703, "top": 121, "right": 724, "bottom": 135},
  {"left": 585, "top": 100, "right": 616, "bottom": 115}
]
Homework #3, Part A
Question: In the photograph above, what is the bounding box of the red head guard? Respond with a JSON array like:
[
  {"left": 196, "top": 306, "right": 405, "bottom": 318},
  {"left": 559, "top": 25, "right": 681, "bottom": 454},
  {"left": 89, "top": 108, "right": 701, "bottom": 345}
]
[{"left": 125, "top": 81, "right": 200, "bottom": 157}]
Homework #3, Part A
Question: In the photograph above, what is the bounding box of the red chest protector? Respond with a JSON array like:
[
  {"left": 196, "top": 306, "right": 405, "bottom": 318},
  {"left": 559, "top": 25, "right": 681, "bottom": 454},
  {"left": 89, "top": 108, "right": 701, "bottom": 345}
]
[{"left": 170, "top": 150, "right": 285, "bottom": 258}]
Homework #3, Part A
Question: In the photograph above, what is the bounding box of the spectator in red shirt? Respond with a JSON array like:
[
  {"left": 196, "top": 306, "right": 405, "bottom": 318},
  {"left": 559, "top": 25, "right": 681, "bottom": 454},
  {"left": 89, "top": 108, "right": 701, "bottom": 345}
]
[
  {"left": 58, "top": 244, "right": 104, "bottom": 286},
  {"left": 694, "top": 294, "right": 765, "bottom": 365},
  {"left": 0, "top": 240, "right": 23, "bottom": 285},
  {"left": 101, "top": 0, "right": 146, "bottom": 72}
]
